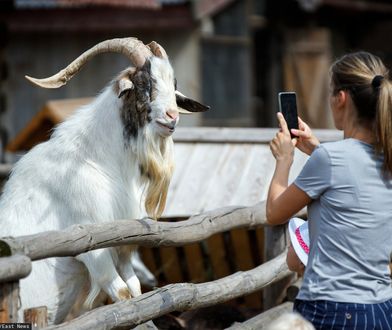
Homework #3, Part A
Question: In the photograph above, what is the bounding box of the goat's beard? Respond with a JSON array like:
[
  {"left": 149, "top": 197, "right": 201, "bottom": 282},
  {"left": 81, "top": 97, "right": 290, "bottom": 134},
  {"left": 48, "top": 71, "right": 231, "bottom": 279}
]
[{"left": 136, "top": 127, "right": 174, "bottom": 219}]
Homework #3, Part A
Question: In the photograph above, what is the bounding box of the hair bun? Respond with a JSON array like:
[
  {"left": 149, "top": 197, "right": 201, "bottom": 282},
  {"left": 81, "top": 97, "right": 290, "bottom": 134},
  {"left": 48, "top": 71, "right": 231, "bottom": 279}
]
[{"left": 372, "top": 75, "right": 384, "bottom": 89}]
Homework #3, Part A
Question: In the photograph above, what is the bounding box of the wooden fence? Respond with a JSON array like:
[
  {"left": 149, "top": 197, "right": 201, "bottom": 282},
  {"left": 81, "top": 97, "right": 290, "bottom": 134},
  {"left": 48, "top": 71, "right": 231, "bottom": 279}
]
[{"left": 0, "top": 199, "right": 305, "bottom": 329}]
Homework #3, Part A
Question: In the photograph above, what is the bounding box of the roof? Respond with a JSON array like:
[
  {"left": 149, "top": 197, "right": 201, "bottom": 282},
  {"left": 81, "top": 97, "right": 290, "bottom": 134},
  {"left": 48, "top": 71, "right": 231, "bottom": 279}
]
[
  {"left": 5, "top": 98, "right": 342, "bottom": 217},
  {"left": 5, "top": 1, "right": 194, "bottom": 32},
  {"left": 6, "top": 98, "right": 93, "bottom": 152},
  {"left": 14, "top": 0, "right": 161, "bottom": 9}
]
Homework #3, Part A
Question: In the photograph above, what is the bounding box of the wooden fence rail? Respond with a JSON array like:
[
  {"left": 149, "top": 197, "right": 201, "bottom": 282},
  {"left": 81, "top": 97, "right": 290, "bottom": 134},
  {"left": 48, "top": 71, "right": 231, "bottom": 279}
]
[
  {"left": 0, "top": 200, "right": 305, "bottom": 328},
  {"left": 44, "top": 252, "right": 290, "bottom": 330},
  {"left": 227, "top": 301, "right": 294, "bottom": 329},
  {"left": 0, "top": 201, "right": 306, "bottom": 261},
  {"left": 0, "top": 255, "right": 31, "bottom": 282}
]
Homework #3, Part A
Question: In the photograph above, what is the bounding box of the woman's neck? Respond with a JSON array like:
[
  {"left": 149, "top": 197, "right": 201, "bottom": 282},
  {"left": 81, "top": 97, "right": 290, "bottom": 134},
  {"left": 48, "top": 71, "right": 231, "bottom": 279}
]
[{"left": 344, "top": 122, "right": 375, "bottom": 145}]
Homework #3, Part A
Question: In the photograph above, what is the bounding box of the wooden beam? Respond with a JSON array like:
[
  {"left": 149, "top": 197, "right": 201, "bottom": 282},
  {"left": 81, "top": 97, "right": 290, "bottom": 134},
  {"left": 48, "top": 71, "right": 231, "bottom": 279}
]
[
  {"left": 227, "top": 301, "right": 294, "bottom": 329},
  {"left": 0, "top": 202, "right": 267, "bottom": 260},
  {"left": 0, "top": 255, "right": 31, "bottom": 282},
  {"left": 0, "top": 202, "right": 307, "bottom": 262},
  {"left": 45, "top": 252, "right": 290, "bottom": 330}
]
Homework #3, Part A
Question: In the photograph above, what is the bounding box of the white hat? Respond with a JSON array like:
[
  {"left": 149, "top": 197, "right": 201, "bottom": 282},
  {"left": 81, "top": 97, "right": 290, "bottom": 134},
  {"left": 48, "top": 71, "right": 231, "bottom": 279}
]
[{"left": 288, "top": 217, "right": 310, "bottom": 266}]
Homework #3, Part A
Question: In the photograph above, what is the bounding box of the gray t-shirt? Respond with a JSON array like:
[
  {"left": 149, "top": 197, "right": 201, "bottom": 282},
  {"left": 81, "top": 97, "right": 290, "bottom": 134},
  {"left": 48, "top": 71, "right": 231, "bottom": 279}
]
[{"left": 294, "top": 138, "right": 392, "bottom": 303}]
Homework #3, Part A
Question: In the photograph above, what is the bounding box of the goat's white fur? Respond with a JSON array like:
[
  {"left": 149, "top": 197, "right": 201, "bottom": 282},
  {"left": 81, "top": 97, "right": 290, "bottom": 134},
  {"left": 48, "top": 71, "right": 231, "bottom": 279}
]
[{"left": 0, "top": 57, "right": 176, "bottom": 324}]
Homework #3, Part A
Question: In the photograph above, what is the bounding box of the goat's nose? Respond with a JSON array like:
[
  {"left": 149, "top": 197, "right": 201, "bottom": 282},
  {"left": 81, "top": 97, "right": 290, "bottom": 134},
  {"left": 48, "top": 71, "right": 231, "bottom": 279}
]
[{"left": 166, "top": 109, "right": 179, "bottom": 121}]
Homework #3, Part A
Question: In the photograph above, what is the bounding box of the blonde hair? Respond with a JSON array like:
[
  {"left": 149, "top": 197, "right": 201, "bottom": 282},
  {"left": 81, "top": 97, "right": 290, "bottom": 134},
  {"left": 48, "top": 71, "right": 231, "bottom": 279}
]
[{"left": 330, "top": 51, "right": 392, "bottom": 175}]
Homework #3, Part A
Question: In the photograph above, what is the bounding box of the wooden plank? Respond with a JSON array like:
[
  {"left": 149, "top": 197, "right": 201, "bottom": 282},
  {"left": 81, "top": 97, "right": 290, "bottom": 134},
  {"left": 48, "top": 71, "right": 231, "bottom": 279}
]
[
  {"left": 139, "top": 248, "right": 158, "bottom": 279},
  {"left": 283, "top": 28, "right": 333, "bottom": 129},
  {"left": 230, "top": 228, "right": 262, "bottom": 308},
  {"left": 230, "top": 146, "right": 273, "bottom": 206},
  {"left": 160, "top": 247, "right": 183, "bottom": 284},
  {"left": 168, "top": 143, "right": 196, "bottom": 192},
  {"left": 172, "top": 127, "right": 342, "bottom": 144},
  {"left": 166, "top": 143, "right": 226, "bottom": 216},
  {"left": 183, "top": 243, "right": 205, "bottom": 283},
  {"left": 0, "top": 282, "right": 19, "bottom": 323},
  {"left": 230, "top": 229, "right": 254, "bottom": 271},
  {"left": 202, "top": 144, "right": 252, "bottom": 211},
  {"left": 24, "top": 306, "right": 48, "bottom": 329},
  {"left": 206, "top": 234, "right": 231, "bottom": 279},
  {"left": 256, "top": 228, "right": 265, "bottom": 264}
]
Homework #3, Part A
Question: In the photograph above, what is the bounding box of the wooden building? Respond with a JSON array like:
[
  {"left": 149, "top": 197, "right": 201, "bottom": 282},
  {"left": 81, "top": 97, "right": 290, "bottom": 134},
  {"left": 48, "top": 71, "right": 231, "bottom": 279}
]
[
  {"left": 1, "top": 0, "right": 392, "bottom": 159},
  {"left": 198, "top": 0, "right": 392, "bottom": 128},
  {"left": 0, "top": 0, "right": 203, "bottom": 158}
]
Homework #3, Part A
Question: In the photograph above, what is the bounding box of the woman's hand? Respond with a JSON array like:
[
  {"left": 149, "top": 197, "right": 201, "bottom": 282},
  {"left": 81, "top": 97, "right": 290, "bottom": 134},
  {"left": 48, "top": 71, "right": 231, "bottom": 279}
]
[
  {"left": 290, "top": 117, "right": 320, "bottom": 155},
  {"left": 270, "top": 112, "right": 296, "bottom": 165},
  {"left": 267, "top": 113, "right": 312, "bottom": 225}
]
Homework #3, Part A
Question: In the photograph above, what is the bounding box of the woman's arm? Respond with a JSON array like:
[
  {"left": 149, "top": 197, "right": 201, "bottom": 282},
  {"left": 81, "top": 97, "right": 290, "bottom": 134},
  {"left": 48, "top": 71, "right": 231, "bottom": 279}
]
[
  {"left": 266, "top": 182, "right": 311, "bottom": 225},
  {"left": 266, "top": 113, "right": 312, "bottom": 225}
]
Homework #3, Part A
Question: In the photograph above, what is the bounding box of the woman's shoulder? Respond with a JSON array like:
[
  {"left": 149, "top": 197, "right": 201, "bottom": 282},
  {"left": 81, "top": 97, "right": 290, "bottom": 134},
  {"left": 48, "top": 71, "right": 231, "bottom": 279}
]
[{"left": 319, "top": 139, "right": 366, "bottom": 155}]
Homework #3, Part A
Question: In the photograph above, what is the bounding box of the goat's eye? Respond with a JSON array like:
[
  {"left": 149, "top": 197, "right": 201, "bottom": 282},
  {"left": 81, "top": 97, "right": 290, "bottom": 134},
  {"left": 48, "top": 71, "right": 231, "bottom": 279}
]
[{"left": 174, "top": 78, "right": 177, "bottom": 90}]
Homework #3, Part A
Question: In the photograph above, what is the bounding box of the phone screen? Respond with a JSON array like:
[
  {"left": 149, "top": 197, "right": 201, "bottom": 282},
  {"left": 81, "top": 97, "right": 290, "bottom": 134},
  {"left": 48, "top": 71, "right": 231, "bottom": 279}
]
[{"left": 278, "top": 92, "right": 299, "bottom": 138}]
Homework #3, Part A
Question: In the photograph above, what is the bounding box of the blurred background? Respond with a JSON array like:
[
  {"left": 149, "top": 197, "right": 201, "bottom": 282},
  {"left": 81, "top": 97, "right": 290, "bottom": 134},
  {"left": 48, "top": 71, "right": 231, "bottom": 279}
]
[{"left": 0, "top": 0, "right": 392, "bottom": 161}]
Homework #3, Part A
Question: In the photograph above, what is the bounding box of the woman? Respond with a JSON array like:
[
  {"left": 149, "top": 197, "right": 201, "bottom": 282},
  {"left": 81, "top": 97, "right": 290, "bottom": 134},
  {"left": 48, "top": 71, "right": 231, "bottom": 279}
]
[{"left": 267, "top": 51, "right": 392, "bottom": 329}]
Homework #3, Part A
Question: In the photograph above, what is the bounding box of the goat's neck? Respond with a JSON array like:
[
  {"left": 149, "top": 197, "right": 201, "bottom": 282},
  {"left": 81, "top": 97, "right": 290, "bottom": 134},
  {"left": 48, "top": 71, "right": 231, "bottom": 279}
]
[{"left": 53, "top": 87, "right": 139, "bottom": 178}]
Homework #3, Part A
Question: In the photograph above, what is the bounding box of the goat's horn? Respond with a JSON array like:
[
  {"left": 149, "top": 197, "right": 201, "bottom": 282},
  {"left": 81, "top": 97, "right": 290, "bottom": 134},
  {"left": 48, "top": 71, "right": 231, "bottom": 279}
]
[
  {"left": 25, "top": 37, "right": 152, "bottom": 89},
  {"left": 147, "top": 41, "right": 168, "bottom": 59}
]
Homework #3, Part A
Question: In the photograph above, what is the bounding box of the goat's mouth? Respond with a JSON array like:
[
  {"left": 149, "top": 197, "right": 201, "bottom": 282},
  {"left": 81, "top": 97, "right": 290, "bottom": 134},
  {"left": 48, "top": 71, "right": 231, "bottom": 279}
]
[{"left": 155, "top": 120, "right": 176, "bottom": 136}]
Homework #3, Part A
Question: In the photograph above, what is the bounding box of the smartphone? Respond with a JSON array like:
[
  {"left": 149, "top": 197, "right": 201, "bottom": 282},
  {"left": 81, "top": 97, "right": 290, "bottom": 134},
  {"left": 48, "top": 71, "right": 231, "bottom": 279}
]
[{"left": 278, "top": 92, "right": 299, "bottom": 138}]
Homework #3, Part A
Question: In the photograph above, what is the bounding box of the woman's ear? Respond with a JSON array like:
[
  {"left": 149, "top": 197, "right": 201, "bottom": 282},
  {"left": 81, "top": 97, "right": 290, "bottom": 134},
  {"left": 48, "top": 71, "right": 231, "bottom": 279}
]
[{"left": 336, "top": 90, "right": 348, "bottom": 108}]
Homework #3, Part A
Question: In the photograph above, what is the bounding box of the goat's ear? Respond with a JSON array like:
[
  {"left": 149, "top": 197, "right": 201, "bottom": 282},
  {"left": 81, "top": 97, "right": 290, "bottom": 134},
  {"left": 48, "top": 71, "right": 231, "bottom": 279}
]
[
  {"left": 117, "top": 77, "right": 134, "bottom": 98},
  {"left": 175, "top": 90, "right": 210, "bottom": 114}
]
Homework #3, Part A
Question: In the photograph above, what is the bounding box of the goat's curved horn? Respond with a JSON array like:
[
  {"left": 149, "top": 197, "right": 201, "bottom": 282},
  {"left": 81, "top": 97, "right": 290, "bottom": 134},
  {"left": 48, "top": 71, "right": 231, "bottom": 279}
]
[
  {"left": 147, "top": 41, "right": 168, "bottom": 59},
  {"left": 25, "top": 37, "right": 152, "bottom": 89}
]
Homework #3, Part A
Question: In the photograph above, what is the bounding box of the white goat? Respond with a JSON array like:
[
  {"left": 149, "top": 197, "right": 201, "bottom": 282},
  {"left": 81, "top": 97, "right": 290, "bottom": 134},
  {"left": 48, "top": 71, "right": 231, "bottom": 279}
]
[{"left": 0, "top": 37, "right": 208, "bottom": 324}]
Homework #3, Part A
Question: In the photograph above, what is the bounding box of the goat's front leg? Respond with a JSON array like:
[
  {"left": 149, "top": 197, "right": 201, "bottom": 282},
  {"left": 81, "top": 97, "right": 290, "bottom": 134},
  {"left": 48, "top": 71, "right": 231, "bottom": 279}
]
[
  {"left": 76, "top": 248, "right": 131, "bottom": 308},
  {"left": 115, "top": 246, "right": 142, "bottom": 297}
]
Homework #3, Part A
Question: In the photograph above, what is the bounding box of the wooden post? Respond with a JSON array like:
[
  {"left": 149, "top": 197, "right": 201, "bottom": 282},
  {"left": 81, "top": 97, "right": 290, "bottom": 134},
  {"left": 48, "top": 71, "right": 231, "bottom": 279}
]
[
  {"left": 263, "top": 225, "right": 292, "bottom": 310},
  {"left": 24, "top": 306, "right": 48, "bottom": 329},
  {"left": 0, "top": 244, "right": 33, "bottom": 324},
  {"left": 0, "top": 281, "right": 19, "bottom": 323}
]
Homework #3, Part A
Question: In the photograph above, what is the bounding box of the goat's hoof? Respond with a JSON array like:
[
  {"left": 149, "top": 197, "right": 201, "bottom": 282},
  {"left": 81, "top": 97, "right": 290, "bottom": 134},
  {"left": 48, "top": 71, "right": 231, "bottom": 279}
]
[{"left": 118, "top": 287, "right": 132, "bottom": 300}]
